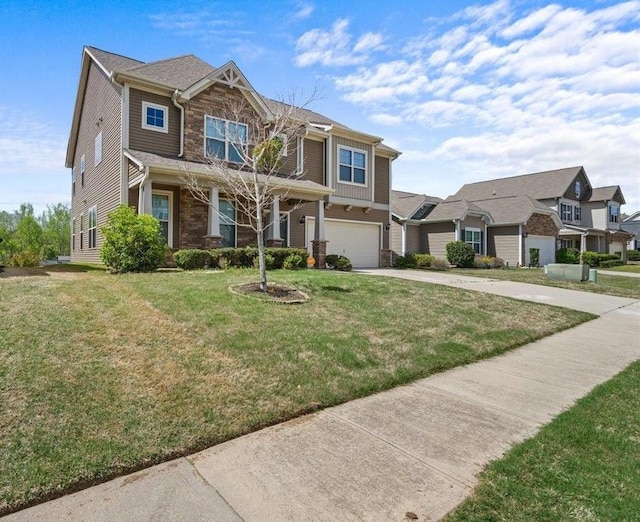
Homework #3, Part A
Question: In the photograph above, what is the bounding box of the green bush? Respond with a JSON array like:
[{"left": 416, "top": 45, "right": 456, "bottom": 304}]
[
  {"left": 326, "top": 254, "right": 340, "bottom": 267},
  {"left": 173, "top": 249, "right": 212, "bottom": 270},
  {"left": 446, "top": 241, "right": 475, "bottom": 268},
  {"left": 283, "top": 254, "right": 304, "bottom": 270},
  {"left": 581, "top": 251, "right": 622, "bottom": 268},
  {"left": 529, "top": 248, "right": 540, "bottom": 267},
  {"left": 100, "top": 205, "right": 167, "bottom": 273},
  {"left": 394, "top": 254, "right": 416, "bottom": 269},
  {"left": 326, "top": 254, "right": 352, "bottom": 271},
  {"left": 414, "top": 253, "right": 434, "bottom": 268},
  {"left": 7, "top": 250, "right": 40, "bottom": 267},
  {"left": 556, "top": 247, "right": 580, "bottom": 264},
  {"left": 600, "top": 259, "right": 624, "bottom": 268},
  {"left": 209, "top": 247, "right": 308, "bottom": 269},
  {"left": 628, "top": 250, "right": 640, "bottom": 261},
  {"left": 40, "top": 244, "right": 57, "bottom": 261}
]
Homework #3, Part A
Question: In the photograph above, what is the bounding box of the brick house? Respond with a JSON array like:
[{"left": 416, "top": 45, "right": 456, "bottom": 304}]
[
  {"left": 392, "top": 166, "right": 631, "bottom": 266},
  {"left": 66, "top": 46, "right": 400, "bottom": 267}
]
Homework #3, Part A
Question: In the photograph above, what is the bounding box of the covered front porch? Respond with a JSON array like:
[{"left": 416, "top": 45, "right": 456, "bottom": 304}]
[{"left": 559, "top": 225, "right": 632, "bottom": 262}]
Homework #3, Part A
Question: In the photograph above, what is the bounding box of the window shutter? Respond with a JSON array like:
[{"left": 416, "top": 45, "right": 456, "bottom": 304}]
[
  {"left": 480, "top": 231, "right": 484, "bottom": 254},
  {"left": 461, "top": 228, "right": 465, "bottom": 241}
]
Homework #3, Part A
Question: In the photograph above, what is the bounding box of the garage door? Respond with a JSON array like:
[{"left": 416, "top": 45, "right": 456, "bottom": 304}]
[
  {"left": 525, "top": 235, "right": 556, "bottom": 267},
  {"left": 306, "top": 218, "right": 380, "bottom": 268}
]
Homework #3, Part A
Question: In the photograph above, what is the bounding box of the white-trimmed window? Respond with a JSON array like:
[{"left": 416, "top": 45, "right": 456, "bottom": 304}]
[
  {"left": 574, "top": 205, "right": 581, "bottom": 221},
  {"left": 575, "top": 181, "right": 582, "bottom": 199},
  {"left": 219, "top": 199, "right": 236, "bottom": 247},
  {"left": 88, "top": 206, "right": 97, "bottom": 249},
  {"left": 80, "top": 154, "right": 86, "bottom": 186},
  {"left": 94, "top": 132, "right": 103, "bottom": 166},
  {"left": 79, "top": 214, "right": 84, "bottom": 250},
  {"left": 338, "top": 146, "right": 366, "bottom": 185},
  {"left": 72, "top": 166, "right": 77, "bottom": 196},
  {"left": 152, "top": 191, "right": 172, "bottom": 247},
  {"left": 561, "top": 239, "right": 574, "bottom": 249},
  {"left": 272, "top": 133, "right": 288, "bottom": 157},
  {"left": 464, "top": 227, "right": 483, "bottom": 254},
  {"left": 142, "top": 101, "right": 168, "bottom": 133},
  {"left": 560, "top": 203, "right": 572, "bottom": 222},
  {"left": 205, "top": 116, "right": 247, "bottom": 162},
  {"left": 610, "top": 204, "right": 619, "bottom": 224},
  {"left": 71, "top": 218, "right": 76, "bottom": 251}
]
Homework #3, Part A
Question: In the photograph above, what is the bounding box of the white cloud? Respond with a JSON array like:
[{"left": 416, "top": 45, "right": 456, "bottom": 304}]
[
  {"left": 294, "top": 18, "right": 384, "bottom": 67},
  {"left": 292, "top": 2, "right": 314, "bottom": 20}
]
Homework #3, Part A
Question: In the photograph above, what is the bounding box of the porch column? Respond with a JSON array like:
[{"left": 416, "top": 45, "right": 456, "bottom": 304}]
[
  {"left": 266, "top": 196, "right": 283, "bottom": 247},
  {"left": 139, "top": 176, "right": 152, "bottom": 215},
  {"left": 401, "top": 222, "right": 407, "bottom": 255},
  {"left": 454, "top": 220, "right": 461, "bottom": 241},
  {"left": 312, "top": 199, "right": 327, "bottom": 268},
  {"left": 205, "top": 185, "right": 222, "bottom": 248}
]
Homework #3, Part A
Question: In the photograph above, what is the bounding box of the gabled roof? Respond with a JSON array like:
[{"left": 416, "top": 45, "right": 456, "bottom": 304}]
[
  {"left": 85, "top": 46, "right": 142, "bottom": 74},
  {"left": 452, "top": 166, "right": 586, "bottom": 201},
  {"left": 423, "top": 199, "right": 492, "bottom": 223},
  {"left": 391, "top": 190, "right": 442, "bottom": 220},
  {"left": 621, "top": 220, "right": 640, "bottom": 238},
  {"left": 118, "top": 54, "right": 215, "bottom": 91},
  {"left": 624, "top": 210, "right": 640, "bottom": 222},
  {"left": 584, "top": 185, "right": 625, "bottom": 205},
  {"left": 471, "top": 195, "right": 562, "bottom": 228},
  {"left": 124, "top": 149, "right": 333, "bottom": 201}
]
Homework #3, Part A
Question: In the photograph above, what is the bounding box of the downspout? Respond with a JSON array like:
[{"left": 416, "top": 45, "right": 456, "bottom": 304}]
[
  {"left": 171, "top": 90, "right": 184, "bottom": 157},
  {"left": 518, "top": 224, "right": 523, "bottom": 267},
  {"left": 401, "top": 221, "right": 407, "bottom": 255},
  {"left": 138, "top": 166, "right": 150, "bottom": 215}
]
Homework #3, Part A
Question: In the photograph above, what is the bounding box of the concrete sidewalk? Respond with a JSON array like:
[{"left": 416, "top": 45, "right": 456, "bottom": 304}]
[{"left": 5, "top": 274, "right": 640, "bottom": 521}]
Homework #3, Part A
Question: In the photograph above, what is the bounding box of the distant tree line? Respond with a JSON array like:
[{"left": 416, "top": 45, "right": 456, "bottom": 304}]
[{"left": 0, "top": 203, "right": 70, "bottom": 267}]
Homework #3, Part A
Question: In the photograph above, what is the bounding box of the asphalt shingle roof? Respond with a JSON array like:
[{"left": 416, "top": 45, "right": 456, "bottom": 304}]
[
  {"left": 123, "top": 55, "right": 216, "bottom": 90},
  {"left": 585, "top": 185, "right": 625, "bottom": 204},
  {"left": 391, "top": 190, "right": 442, "bottom": 219},
  {"left": 452, "top": 166, "right": 585, "bottom": 201},
  {"left": 423, "top": 199, "right": 488, "bottom": 223},
  {"left": 469, "top": 195, "right": 554, "bottom": 225}
]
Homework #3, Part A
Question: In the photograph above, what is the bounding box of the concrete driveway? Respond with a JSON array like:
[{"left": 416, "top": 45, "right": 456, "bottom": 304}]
[{"left": 6, "top": 270, "right": 640, "bottom": 522}]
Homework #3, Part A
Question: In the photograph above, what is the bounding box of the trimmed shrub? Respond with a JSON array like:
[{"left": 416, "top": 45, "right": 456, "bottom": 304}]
[
  {"left": 100, "top": 205, "right": 167, "bottom": 273},
  {"left": 394, "top": 254, "right": 416, "bottom": 269},
  {"left": 283, "top": 254, "right": 304, "bottom": 270},
  {"left": 430, "top": 258, "right": 450, "bottom": 270},
  {"left": 413, "top": 253, "right": 434, "bottom": 268},
  {"left": 446, "top": 241, "right": 475, "bottom": 268},
  {"left": 600, "top": 259, "right": 624, "bottom": 268},
  {"left": 173, "top": 249, "right": 212, "bottom": 270},
  {"left": 582, "top": 251, "right": 622, "bottom": 268},
  {"left": 556, "top": 247, "right": 580, "bottom": 264},
  {"left": 529, "top": 248, "right": 540, "bottom": 267},
  {"left": 326, "top": 254, "right": 353, "bottom": 271},
  {"left": 209, "top": 247, "right": 308, "bottom": 269},
  {"left": 628, "top": 250, "right": 640, "bottom": 261}
]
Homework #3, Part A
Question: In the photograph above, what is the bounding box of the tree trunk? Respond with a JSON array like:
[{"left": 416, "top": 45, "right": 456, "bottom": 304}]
[{"left": 253, "top": 172, "right": 267, "bottom": 292}]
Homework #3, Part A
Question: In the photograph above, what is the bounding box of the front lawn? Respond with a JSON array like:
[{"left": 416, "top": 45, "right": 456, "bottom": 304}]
[
  {"left": 449, "top": 267, "right": 640, "bottom": 299},
  {"left": 446, "top": 360, "right": 640, "bottom": 521},
  {"left": 0, "top": 268, "right": 593, "bottom": 514},
  {"left": 602, "top": 264, "right": 640, "bottom": 274}
]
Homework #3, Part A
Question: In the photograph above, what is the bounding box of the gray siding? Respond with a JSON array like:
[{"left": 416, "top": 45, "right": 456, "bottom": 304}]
[
  {"left": 488, "top": 226, "right": 520, "bottom": 267},
  {"left": 374, "top": 156, "right": 390, "bottom": 204},
  {"left": 423, "top": 222, "right": 455, "bottom": 258},
  {"left": 332, "top": 136, "right": 373, "bottom": 201},
  {"left": 406, "top": 225, "right": 421, "bottom": 253},
  {"left": 391, "top": 220, "right": 402, "bottom": 255},
  {"left": 461, "top": 215, "right": 485, "bottom": 230},
  {"left": 70, "top": 61, "right": 122, "bottom": 263},
  {"left": 129, "top": 88, "right": 180, "bottom": 156}
]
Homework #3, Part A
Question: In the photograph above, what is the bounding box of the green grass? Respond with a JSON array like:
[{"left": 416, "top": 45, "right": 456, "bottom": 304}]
[
  {"left": 446, "top": 360, "right": 640, "bottom": 521},
  {"left": 0, "top": 268, "right": 594, "bottom": 514},
  {"left": 602, "top": 264, "right": 640, "bottom": 274},
  {"left": 449, "top": 267, "right": 640, "bottom": 299}
]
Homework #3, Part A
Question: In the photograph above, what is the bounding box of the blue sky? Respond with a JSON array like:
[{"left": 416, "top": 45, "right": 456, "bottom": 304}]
[{"left": 1, "top": 0, "right": 638, "bottom": 214}]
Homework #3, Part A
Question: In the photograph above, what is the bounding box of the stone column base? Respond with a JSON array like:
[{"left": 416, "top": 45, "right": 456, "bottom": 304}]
[
  {"left": 380, "top": 249, "right": 392, "bottom": 268},
  {"left": 203, "top": 235, "right": 223, "bottom": 249},
  {"left": 312, "top": 240, "right": 328, "bottom": 269},
  {"left": 265, "top": 239, "right": 284, "bottom": 247}
]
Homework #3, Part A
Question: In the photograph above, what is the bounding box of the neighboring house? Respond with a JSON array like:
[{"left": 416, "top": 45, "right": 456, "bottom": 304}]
[
  {"left": 620, "top": 211, "right": 640, "bottom": 252},
  {"left": 66, "top": 46, "right": 400, "bottom": 268},
  {"left": 392, "top": 166, "right": 631, "bottom": 266}
]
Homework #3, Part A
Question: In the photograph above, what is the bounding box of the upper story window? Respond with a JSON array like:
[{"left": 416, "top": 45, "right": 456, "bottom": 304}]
[
  {"left": 338, "top": 146, "right": 366, "bottom": 185},
  {"left": 574, "top": 205, "right": 581, "bottom": 222},
  {"left": 142, "top": 101, "right": 168, "bottom": 133},
  {"left": 610, "top": 204, "right": 619, "bottom": 223},
  {"left": 94, "top": 132, "right": 103, "bottom": 166},
  {"left": 205, "top": 116, "right": 247, "bottom": 163},
  {"left": 560, "top": 203, "right": 572, "bottom": 222},
  {"left": 575, "top": 181, "right": 582, "bottom": 199},
  {"left": 72, "top": 167, "right": 77, "bottom": 196},
  {"left": 80, "top": 154, "right": 86, "bottom": 186}
]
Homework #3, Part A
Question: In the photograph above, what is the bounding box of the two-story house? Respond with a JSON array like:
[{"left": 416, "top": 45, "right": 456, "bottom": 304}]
[
  {"left": 66, "top": 46, "right": 399, "bottom": 268},
  {"left": 391, "top": 166, "right": 631, "bottom": 266}
]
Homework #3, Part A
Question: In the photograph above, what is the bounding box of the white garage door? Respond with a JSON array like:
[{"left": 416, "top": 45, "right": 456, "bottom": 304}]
[
  {"left": 306, "top": 218, "right": 380, "bottom": 268},
  {"left": 525, "top": 235, "right": 556, "bottom": 267}
]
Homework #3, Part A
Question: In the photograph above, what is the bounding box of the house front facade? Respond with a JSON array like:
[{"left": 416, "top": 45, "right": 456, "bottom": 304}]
[
  {"left": 66, "top": 46, "right": 399, "bottom": 268},
  {"left": 392, "top": 166, "right": 630, "bottom": 266}
]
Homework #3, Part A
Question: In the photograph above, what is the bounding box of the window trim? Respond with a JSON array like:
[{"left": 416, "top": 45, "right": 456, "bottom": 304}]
[
  {"left": 142, "top": 101, "right": 169, "bottom": 133},
  {"left": 88, "top": 206, "right": 97, "bottom": 249},
  {"left": 219, "top": 198, "right": 237, "bottom": 247},
  {"left": 272, "top": 133, "right": 288, "bottom": 157},
  {"left": 204, "top": 115, "right": 248, "bottom": 163},
  {"left": 71, "top": 218, "right": 76, "bottom": 251},
  {"left": 464, "top": 227, "right": 483, "bottom": 255},
  {"left": 575, "top": 181, "right": 582, "bottom": 199},
  {"left": 560, "top": 239, "right": 574, "bottom": 249},
  {"left": 560, "top": 202, "right": 573, "bottom": 222},
  {"left": 79, "top": 213, "right": 84, "bottom": 250},
  {"left": 574, "top": 205, "right": 581, "bottom": 222},
  {"left": 609, "top": 204, "right": 620, "bottom": 224},
  {"left": 80, "top": 154, "right": 86, "bottom": 187},
  {"left": 337, "top": 145, "right": 368, "bottom": 187},
  {"left": 94, "top": 131, "right": 103, "bottom": 166},
  {"left": 72, "top": 166, "right": 77, "bottom": 196},
  {"left": 152, "top": 190, "right": 173, "bottom": 248}
]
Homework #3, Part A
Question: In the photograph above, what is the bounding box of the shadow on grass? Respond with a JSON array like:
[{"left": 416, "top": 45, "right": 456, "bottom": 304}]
[
  {"left": 0, "top": 264, "right": 104, "bottom": 279},
  {"left": 321, "top": 285, "right": 352, "bottom": 293}
]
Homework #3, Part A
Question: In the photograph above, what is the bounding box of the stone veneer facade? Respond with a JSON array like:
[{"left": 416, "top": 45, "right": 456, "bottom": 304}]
[{"left": 523, "top": 213, "right": 558, "bottom": 237}]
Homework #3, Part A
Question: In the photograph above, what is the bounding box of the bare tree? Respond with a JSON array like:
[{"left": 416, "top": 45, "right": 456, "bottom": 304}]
[{"left": 182, "top": 91, "right": 319, "bottom": 291}]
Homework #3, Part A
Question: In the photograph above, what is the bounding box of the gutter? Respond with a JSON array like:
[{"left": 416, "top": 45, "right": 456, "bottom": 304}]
[{"left": 171, "top": 90, "right": 185, "bottom": 157}]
